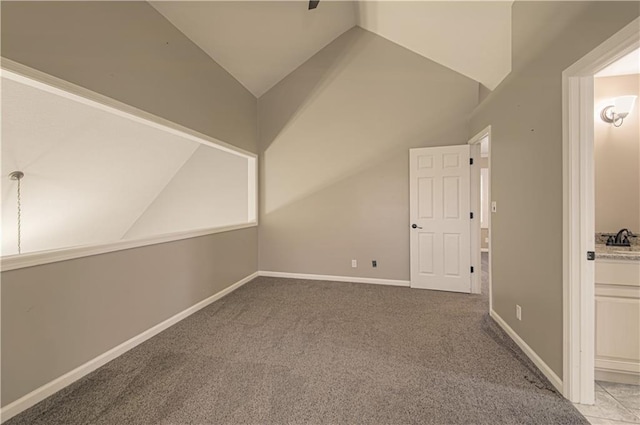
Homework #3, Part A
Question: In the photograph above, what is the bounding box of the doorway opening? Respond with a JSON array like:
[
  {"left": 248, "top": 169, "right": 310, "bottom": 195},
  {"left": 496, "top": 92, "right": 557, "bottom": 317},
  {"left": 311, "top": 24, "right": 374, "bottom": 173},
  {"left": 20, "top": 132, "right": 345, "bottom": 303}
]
[
  {"left": 562, "top": 17, "right": 639, "bottom": 406},
  {"left": 469, "top": 127, "right": 492, "bottom": 303}
]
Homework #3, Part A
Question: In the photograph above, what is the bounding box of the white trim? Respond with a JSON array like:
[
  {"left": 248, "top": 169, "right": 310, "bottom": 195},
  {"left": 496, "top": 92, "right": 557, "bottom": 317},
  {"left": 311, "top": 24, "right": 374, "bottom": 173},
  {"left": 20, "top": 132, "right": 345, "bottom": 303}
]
[
  {"left": 468, "top": 126, "right": 492, "bottom": 302},
  {"left": 490, "top": 309, "right": 563, "bottom": 393},
  {"left": 259, "top": 271, "right": 410, "bottom": 287},
  {"left": 469, "top": 141, "right": 482, "bottom": 294},
  {"left": 0, "top": 59, "right": 259, "bottom": 271},
  {"left": 0, "top": 60, "right": 257, "bottom": 160},
  {"left": 562, "top": 17, "right": 640, "bottom": 405},
  {"left": 595, "top": 369, "right": 640, "bottom": 385},
  {"left": 596, "top": 359, "right": 640, "bottom": 374},
  {"left": 247, "top": 157, "right": 258, "bottom": 223},
  {"left": 1, "top": 222, "right": 256, "bottom": 272},
  {"left": 0, "top": 271, "right": 259, "bottom": 423}
]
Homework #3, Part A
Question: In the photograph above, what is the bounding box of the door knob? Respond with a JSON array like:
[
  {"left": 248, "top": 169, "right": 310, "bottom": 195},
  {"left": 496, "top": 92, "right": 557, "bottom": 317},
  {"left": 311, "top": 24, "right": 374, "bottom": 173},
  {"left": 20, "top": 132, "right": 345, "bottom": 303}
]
[{"left": 411, "top": 224, "right": 422, "bottom": 229}]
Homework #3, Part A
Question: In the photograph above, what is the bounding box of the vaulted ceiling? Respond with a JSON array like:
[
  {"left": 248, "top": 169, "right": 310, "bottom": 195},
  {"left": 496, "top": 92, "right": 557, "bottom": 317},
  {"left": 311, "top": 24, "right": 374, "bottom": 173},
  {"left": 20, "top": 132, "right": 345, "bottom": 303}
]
[
  {"left": 151, "top": 1, "right": 514, "bottom": 97},
  {"left": 150, "top": 1, "right": 357, "bottom": 97}
]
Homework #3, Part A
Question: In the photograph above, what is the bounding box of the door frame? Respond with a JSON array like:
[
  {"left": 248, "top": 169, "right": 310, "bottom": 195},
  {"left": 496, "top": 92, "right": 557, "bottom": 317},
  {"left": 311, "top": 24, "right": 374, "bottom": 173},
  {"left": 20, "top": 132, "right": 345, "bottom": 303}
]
[
  {"left": 562, "top": 17, "right": 639, "bottom": 404},
  {"left": 468, "top": 126, "right": 492, "bottom": 300}
]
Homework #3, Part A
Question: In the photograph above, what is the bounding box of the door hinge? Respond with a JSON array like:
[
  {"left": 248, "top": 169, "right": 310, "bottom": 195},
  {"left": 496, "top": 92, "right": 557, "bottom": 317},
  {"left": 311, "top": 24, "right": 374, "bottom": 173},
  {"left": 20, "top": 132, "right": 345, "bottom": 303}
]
[
  {"left": 470, "top": 266, "right": 474, "bottom": 273},
  {"left": 470, "top": 158, "right": 474, "bottom": 165},
  {"left": 470, "top": 212, "right": 474, "bottom": 219}
]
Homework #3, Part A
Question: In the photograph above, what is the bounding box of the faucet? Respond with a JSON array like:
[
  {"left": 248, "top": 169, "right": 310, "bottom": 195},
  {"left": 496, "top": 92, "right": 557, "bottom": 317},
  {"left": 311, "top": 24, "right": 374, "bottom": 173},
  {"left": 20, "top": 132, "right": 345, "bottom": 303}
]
[{"left": 607, "top": 229, "right": 633, "bottom": 247}]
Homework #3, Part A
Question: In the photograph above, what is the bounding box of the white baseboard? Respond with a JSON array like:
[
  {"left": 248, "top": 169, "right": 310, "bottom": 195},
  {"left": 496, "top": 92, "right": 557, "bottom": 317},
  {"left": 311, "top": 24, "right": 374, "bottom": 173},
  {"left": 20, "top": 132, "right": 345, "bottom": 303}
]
[
  {"left": 259, "top": 271, "right": 410, "bottom": 287},
  {"left": 0, "top": 271, "right": 258, "bottom": 424},
  {"left": 596, "top": 358, "right": 640, "bottom": 374},
  {"left": 595, "top": 369, "right": 640, "bottom": 385},
  {"left": 490, "top": 309, "right": 563, "bottom": 393},
  {"left": 595, "top": 358, "right": 640, "bottom": 385}
]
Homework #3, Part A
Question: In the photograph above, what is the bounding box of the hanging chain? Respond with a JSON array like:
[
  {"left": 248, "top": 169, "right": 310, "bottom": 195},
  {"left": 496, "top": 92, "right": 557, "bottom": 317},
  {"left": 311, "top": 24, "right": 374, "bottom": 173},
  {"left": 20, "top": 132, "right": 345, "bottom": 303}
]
[
  {"left": 17, "top": 176, "right": 22, "bottom": 254},
  {"left": 9, "top": 171, "right": 24, "bottom": 254}
]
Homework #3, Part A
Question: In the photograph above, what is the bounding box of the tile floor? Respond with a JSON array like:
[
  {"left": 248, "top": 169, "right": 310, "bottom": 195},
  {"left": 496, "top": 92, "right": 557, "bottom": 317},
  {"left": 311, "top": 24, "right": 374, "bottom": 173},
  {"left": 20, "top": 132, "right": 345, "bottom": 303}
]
[{"left": 575, "top": 381, "right": 640, "bottom": 424}]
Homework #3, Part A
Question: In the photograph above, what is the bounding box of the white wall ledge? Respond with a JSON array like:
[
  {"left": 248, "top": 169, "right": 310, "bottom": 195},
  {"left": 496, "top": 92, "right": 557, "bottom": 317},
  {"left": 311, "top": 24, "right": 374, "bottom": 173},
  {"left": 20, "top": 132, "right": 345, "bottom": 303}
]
[
  {"left": 1, "top": 222, "right": 257, "bottom": 272},
  {"left": 1, "top": 60, "right": 260, "bottom": 273}
]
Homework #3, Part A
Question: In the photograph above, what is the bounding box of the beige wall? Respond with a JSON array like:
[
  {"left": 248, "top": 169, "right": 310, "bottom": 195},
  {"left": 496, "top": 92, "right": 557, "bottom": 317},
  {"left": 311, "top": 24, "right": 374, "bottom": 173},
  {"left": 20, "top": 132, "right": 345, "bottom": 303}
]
[
  {"left": 0, "top": 1, "right": 257, "bottom": 154},
  {"left": 1, "top": 1, "right": 258, "bottom": 406},
  {"left": 258, "top": 27, "right": 479, "bottom": 280},
  {"left": 470, "top": 1, "right": 640, "bottom": 377},
  {"left": 594, "top": 74, "right": 640, "bottom": 234},
  {"left": 1, "top": 228, "right": 257, "bottom": 406}
]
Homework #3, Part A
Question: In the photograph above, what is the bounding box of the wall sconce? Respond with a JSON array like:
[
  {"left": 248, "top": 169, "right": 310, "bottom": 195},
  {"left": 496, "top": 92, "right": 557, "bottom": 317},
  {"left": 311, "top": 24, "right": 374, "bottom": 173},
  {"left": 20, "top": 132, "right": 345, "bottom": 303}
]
[{"left": 600, "top": 95, "right": 637, "bottom": 127}]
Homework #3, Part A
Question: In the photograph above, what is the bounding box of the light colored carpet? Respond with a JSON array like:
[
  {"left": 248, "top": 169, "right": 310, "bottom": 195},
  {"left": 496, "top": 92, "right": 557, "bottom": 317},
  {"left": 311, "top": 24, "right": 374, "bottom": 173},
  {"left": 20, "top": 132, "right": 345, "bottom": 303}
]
[{"left": 6, "top": 255, "right": 588, "bottom": 424}]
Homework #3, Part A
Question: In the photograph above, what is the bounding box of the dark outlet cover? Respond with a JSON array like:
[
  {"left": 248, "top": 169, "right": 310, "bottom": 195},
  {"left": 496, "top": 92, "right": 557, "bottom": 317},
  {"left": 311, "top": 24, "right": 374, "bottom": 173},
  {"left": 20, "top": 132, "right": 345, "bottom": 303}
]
[{"left": 372, "top": 260, "right": 377, "bottom": 268}]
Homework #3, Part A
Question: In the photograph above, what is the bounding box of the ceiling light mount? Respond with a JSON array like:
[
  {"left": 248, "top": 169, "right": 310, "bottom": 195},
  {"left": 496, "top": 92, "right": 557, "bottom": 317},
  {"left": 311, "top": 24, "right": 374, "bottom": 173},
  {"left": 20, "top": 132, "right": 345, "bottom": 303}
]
[
  {"left": 600, "top": 95, "right": 637, "bottom": 127},
  {"left": 9, "top": 171, "right": 24, "bottom": 181}
]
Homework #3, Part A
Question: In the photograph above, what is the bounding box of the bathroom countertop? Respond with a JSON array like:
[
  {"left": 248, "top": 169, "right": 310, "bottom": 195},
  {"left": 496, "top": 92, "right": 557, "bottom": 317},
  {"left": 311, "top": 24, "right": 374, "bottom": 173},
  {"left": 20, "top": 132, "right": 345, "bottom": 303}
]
[{"left": 595, "top": 244, "right": 640, "bottom": 262}]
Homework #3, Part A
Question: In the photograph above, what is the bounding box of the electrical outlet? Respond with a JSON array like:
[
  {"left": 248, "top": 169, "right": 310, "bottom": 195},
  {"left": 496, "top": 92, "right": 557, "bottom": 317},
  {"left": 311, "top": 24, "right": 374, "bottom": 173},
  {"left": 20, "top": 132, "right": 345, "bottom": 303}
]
[
  {"left": 516, "top": 305, "right": 522, "bottom": 321},
  {"left": 372, "top": 260, "right": 377, "bottom": 268},
  {"left": 351, "top": 259, "right": 357, "bottom": 268},
  {"left": 491, "top": 201, "right": 497, "bottom": 213}
]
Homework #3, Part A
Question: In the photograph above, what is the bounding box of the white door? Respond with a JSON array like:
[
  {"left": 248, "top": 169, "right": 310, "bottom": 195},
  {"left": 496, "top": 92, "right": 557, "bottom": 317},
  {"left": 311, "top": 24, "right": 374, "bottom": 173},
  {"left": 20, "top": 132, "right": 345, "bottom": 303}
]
[{"left": 410, "top": 145, "right": 471, "bottom": 293}]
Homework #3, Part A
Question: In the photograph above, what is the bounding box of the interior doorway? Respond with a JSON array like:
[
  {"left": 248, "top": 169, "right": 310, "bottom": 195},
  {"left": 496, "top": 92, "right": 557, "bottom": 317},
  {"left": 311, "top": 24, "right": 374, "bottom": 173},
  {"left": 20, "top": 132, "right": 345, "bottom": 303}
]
[
  {"left": 469, "top": 127, "right": 492, "bottom": 302},
  {"left": 573, "top": 43, "right": 640, "bottom": 424},
  {"left": 562, "top": 17, "right": 640, "bottom": 406}
]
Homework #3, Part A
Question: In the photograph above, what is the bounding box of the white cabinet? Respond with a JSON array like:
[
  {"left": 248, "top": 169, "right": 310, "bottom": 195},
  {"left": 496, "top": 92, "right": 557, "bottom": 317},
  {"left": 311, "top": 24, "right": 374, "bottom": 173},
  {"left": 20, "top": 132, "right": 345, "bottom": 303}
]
[{"left": 595, "top": 259, "right": 640, "bottom": 385}]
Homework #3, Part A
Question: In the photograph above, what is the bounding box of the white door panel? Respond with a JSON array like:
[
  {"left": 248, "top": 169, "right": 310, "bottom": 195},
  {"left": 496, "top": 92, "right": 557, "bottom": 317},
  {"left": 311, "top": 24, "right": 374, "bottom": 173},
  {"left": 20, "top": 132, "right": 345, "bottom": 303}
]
[{"left": 410, "top": 146, "right": 471, "bottom": 293}]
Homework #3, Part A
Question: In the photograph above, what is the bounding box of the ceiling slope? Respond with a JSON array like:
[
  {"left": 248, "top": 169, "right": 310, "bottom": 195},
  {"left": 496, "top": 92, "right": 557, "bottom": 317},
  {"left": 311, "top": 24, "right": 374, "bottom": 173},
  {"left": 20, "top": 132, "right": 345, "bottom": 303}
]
[
  {"left": 151, "top": 1, "right": 513, "bottom": 95},
  {"left": 510, "top": 0, "right": 591, "bottom": 71},
  {"left": 356, "top": 1, "right": 512, "bottom": 91},
  {"left": 150, "top": 1, "right": 357, "bottom": 97}
]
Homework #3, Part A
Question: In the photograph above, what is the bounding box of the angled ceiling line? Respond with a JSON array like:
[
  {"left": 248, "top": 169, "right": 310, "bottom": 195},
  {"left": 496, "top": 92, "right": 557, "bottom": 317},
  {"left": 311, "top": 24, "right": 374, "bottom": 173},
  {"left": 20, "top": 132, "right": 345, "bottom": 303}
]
[
  {"left": 118, "top": 143, "right": 201, "bottom": 241},
  {"left": 151, "top": 1, "right": 513, "bottom": 96}
]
